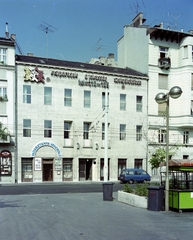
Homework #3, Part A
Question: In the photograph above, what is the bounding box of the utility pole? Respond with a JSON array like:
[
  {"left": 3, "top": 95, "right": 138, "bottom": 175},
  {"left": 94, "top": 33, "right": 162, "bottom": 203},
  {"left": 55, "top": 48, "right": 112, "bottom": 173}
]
[{"left": 104, "top": 87, "right": 108, "bottom": 182}]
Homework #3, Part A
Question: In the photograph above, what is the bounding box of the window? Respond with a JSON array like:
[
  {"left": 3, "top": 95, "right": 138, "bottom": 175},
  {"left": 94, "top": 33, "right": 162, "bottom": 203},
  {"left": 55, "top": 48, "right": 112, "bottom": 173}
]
[
  {"left": 102, "top": 123, "right": 105, "bottom": 140},
  {"left": 102, "top": 92, "right": 105, "bottom": 109},
  {"left": 136, "top": 125, "right": 142, "bottom": 141},
  {"left": 23, "top": 85, "right": 31, "bottom": 104},
  {"left": 159, "top": 47, "right": 168, "bottom": 58},
  {"left": 0, "top": 48, "right": 6, "bottom": 63},
  {"left": 64, "top": 89, "right": 72, "bottom": 106},
  {"left": 120, "top": 94, "right": 126, "bottom": 110},
  {"left": 83, "top": 122, "right": 90, "bottom": 139},
  {"left": 158, "top": 129, "right": 166, "bottom": 143},
  {"left": 64, "top": 122, "right": 71, "bottom": 139},
  {"left": 158, "top": 74, "right": 168, "bottom": 90},
  {"left": 192, "top": 46, "right": 193, "bottom": 61},
  {"left": 184, "top": 46, "right": 188, "bottom": 59},
  {"left": 134, "top": 159, "right": 143, "bottom": 169},
  {"left": 63, "top": 158, "right": 73, "bottom": 181},
  {"left": 191, "top": 74, "right": 193, "bottom": 90},
  {"left": 102, "top": 92, "right": 109, "bottom": 109},
  {"left": 44, "top": 87, "right": 52, "bottom": 105},
  {"left": 22, "top": 158, "right": 33, "bottom": 182},
  {"left": 183, "top": 131, "right": 189, "bottom": 144},
  {"left": 23, "top": 119, "right": 31, "bottom": 137},
  {"left": 158, "top": 102, "right": 166, "bottom": 116},
  {"left": 183, "top": 155, "right": 189, "bottom": 160},
  {"left": 84, "top": 90, "right": 91, "bottom": 108},
  {"left": 0, "top": 87, "right": 7, "bottom": 100},
  {"left": 44, "top": 120, "right": 52, "bottom": 138},
  {"left": 120, "top": 124, "right": 126, "bottom": 140},
  {"left": 136, "top": 96, "right": 142, "bottom": 112}
]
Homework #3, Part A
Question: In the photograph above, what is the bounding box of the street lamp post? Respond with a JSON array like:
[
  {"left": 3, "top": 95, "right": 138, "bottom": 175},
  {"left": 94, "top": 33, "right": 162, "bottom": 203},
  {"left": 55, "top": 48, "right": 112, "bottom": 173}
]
[{"left": 155, "top": 86, "right": 182, "bottom": 211}]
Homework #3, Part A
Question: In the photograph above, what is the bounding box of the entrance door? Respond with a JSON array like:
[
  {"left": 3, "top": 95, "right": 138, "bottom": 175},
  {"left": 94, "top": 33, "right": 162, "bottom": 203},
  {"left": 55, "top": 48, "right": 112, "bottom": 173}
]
[
  {"left": 79, "top": 159, "right": 92, "bottom": 181},
  {"left": 43, "top": 161, "right": 53, "bottom": 181}
]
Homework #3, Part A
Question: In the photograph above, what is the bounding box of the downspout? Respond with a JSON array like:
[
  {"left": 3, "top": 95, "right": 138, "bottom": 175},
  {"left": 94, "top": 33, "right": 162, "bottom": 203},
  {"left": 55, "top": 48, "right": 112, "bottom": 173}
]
[{"left": 14, "top": 59, "right": 18, "bottom": 183}]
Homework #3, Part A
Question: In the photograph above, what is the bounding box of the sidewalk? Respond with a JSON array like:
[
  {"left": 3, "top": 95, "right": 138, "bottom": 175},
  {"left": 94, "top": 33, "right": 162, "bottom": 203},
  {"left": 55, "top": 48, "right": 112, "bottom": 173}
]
[{"left": 0, "top": 192, "right": 193, "bottom": 240}]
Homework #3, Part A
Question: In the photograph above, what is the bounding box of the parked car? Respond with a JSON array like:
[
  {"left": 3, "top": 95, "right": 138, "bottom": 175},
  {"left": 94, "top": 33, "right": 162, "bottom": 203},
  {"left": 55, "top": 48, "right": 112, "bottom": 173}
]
[{"left": 119, "top": 168, "right": 151, "bottom": 184}]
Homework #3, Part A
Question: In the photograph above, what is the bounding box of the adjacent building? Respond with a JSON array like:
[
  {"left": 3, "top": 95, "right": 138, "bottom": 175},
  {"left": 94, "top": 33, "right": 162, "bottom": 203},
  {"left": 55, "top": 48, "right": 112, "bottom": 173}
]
[
  {"left": 118, "top": 13, "right": 193, "bottom": 176},
  {"left": 0, "top": 27, "right": 16, "bottom": 183}
]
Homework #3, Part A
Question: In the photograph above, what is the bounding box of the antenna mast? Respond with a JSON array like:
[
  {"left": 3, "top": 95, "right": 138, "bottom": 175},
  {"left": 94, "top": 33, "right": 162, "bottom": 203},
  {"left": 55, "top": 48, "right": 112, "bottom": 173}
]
[{"left": 37, "top": 22, "right": 58, "bottom": 57}]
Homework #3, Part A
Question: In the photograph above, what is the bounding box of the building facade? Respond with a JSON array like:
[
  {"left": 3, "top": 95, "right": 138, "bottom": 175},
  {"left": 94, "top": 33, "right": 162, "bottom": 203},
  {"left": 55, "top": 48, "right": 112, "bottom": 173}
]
[
  {"left": 118, "top": 13, "right": 193, "bottom": 176},
  {"left": 0, "top": 32, "right": 16, "bottom": 183},
  {"left": 15, "top": 54, "right": 148, "bottom": 183}
]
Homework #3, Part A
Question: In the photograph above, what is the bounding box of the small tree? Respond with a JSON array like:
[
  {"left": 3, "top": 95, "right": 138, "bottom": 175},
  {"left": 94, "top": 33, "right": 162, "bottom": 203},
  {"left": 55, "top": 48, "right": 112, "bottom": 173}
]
[
  {"left": 149, "top": 148, "right": 166, "bottom": 170},
  {"left": 0, "top": 122, "right": 8, "bottom": 140}
]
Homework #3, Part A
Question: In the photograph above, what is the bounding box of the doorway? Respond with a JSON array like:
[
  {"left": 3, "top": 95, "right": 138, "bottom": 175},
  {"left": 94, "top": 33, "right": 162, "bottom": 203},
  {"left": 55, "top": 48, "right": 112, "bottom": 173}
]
[
  {"left": 43, "top": 159, "right": 53, "bottom": 181},
  {"left": 79, "top": 159, "right": 92, "bottom": 181}
]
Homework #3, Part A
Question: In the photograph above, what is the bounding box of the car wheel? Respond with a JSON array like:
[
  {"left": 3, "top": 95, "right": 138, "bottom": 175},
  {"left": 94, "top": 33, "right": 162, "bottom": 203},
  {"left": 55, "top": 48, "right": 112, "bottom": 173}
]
[
  {"left": 143, "top": 180, "right": 147, "bottom": 184},
  {"left": 128, "top": 179, "right": 134, "bottom": 184}
]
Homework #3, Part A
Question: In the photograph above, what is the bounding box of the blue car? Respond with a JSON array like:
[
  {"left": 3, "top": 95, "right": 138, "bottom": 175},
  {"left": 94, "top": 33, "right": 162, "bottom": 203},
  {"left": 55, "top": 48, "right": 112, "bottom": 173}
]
[{"left": 120, "top": 168, "right": 151, "bottom": 184}]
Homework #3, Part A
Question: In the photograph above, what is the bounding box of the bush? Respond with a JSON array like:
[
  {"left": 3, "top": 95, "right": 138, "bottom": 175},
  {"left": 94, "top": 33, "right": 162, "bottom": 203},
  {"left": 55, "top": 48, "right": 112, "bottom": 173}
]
[
  {"left": 122, "top": 183, "right": 134, "bottom": 193},
  {"left": 134, "top": 183, "right": 148, "bottom": 197}
]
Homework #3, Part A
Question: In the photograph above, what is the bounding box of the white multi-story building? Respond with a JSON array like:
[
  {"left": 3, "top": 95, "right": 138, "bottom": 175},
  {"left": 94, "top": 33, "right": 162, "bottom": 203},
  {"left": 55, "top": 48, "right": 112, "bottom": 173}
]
[
  {"left": 0, "top": 27, "right": 16, "bottom": 183},
  {"left": 15, "top": 54, "right": 148, "bottom": 183},
  {"left": 118, "top": 13, "right": 193, "bottom": 175}
]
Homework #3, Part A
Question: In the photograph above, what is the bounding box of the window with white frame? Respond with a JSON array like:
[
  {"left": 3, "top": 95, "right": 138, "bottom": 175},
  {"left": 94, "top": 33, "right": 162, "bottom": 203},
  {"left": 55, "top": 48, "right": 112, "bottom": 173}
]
[
  {"left": 83, "top": 122, "right": 90, "bottom": 139},
  {"left": 159, "top": 47, "right": 168, "bottom": 58},
  {"left": 0, "top": 87, "right": 7, "bottom": 100},
  {"left": 0, "top": 48, "right": 7, "bottom": 64},
  {"left": 158, "top": 73, "right": 168, "bottom": 90},
  {"left": 183, "top": 131, "right": 189, "bottom": 144},
  {"left": 23, "top": 85, "right": 31, "bottom": 104},
  {"left": 64, "top": 89, "right": 72, "bottom": 106},
  {"left": 120, "top": 94, "right": 126, "bottom": 111},
  {"left": 158, "top": 129, "right": 166, "bottom": 143},
  {"left": 136, "top": 96, "right": 142, "bottom": 112},
  {"left": 44, "top": 87, "right": 52, "bottom": 105},
  {"left": 120, "top": 124, "right": 126, "bottom": 140},
  {"left": 23, "top": 119, "right": 31, "bottom": 137},
  {"left": 64, "top": 122, "right": 71, "bottom": 139},
  {"left": 136, "top": 125, "right": 142, "bottom": 141},
  {"left": 84, "top": 90, "right": 91, "bottom": 108},
  {"left": 44, "top": 120, "right": 52, "bottom": 138}
]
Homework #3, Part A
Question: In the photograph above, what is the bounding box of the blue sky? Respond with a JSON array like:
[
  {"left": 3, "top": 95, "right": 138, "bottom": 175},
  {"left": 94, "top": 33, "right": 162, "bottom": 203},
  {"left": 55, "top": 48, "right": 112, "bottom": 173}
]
[{"left": 1, "top": 0, "right": 193, "bottom": 62}]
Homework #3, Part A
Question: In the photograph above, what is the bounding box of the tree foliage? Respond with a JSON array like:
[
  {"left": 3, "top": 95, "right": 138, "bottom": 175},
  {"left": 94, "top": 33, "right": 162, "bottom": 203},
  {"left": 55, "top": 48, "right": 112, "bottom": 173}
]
[
  {"left": 0, "top": 122, "right": 8, "bottom": 140},
  {"left": 149, "top": 148, "right": 166, "bottom": 170}
]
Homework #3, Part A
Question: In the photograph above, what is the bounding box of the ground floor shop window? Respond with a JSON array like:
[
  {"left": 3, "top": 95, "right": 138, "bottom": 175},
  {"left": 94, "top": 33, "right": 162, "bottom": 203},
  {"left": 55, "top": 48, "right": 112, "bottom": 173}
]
[
  {"left": 63, "top": 158, "right": 73, "bottom": 181},
  {"left": 22, "top": 158, "right": 33, "bottom": 182},
  {"left": 0, "top": 150, "right": 12, "bottom": 176},
  {"left": 134, "top": 159, "right": 143, "bottom": 169},
  {"left": 118, "top": 159, "right": 126, "bottom": 180}
]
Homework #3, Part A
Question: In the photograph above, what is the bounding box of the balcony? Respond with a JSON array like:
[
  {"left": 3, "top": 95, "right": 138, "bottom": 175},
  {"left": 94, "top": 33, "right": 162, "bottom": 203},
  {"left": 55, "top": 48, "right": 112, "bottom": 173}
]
[{"left": 158, "top": 57, "right": 171, "bottom": 69}]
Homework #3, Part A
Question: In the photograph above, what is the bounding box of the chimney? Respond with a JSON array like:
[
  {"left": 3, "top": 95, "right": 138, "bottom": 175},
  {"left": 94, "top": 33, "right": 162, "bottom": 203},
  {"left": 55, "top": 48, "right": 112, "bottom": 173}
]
[
  {"left": 5, "top": 22, "right": 9, "bottom": 38},
  {"left": 132, "top": 12, "right": 146, "bottom": 27},
  {"left": 108, "top": 53, "right": 114, "bottom": 59}
]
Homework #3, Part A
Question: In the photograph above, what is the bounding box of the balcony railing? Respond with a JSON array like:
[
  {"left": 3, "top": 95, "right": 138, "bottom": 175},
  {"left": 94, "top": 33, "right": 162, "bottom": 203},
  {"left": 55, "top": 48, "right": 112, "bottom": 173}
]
[{"left": 158, "top": 57, "right": 171, "bottom": 69}]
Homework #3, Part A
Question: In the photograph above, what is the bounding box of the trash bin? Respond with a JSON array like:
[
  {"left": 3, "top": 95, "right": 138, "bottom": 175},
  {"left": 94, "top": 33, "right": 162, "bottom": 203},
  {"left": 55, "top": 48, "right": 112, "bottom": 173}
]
[
  {"left": 102, "top": 182, "right": 114, "bottom": 201},
  {"left": 147, "top": 186, "right": 164, "bottom": 211}
]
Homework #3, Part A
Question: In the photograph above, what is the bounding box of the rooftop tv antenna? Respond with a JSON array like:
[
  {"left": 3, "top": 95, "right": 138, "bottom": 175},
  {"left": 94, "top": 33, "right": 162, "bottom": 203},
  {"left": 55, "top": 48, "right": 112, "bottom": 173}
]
[
  {"left": 129, "top": 0, "right": 145, "bottom": 16},
  {"left": 168, "top": 13, "right": 181, "bottom": 30},
  {"left": 37, "top": 21, "right": 58, "bottom": 57}
]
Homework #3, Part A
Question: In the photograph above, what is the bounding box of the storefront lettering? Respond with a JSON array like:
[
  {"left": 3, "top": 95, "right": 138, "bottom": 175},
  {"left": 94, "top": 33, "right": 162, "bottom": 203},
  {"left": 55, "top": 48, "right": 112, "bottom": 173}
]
[
  {"left": 114, "top": 78, "right": 141, "bottom": 85},
  {"left": 78, "top": 80, "right": 109, "bottom": 88},
  {"left": 85, "top": 74, "right": 107, "bottom": 81},
  {"left": 31, "top": 142, "right": 62, "bottom": 157},
  {"left": 51, "top": 71, "right": 78, "bottom": 78}
]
